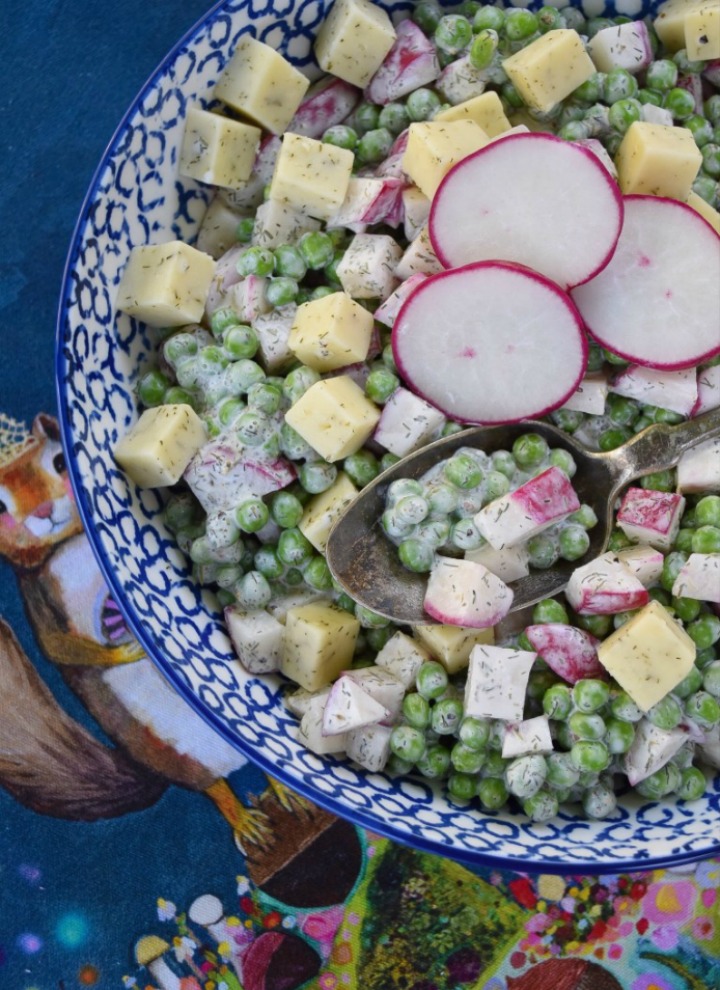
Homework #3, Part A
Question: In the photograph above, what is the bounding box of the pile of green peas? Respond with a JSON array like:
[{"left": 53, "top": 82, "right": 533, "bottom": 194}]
[{"left": 383, "top": 431, "right": 597, "bottom": 574}]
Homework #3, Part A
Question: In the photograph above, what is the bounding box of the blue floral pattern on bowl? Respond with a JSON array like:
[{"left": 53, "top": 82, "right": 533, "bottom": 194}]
[{"left": 56, "top": 0, "right": 720, "bottom": 873}]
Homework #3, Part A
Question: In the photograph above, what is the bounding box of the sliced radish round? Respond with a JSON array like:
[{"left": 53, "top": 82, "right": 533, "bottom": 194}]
[
  {"left": 429, "top": 132, "right": 623, "bottom": 289},
  {"left": 392, "top": 261, "right": 588, "bottom": 424},
  {"left": 571, "top": 195, "right": 720, "bottom": 370}
]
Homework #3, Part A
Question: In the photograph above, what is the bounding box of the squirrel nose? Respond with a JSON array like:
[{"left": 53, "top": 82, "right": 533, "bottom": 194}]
[{"left": 33, "top": 501, "right": 53, "bottom": 519}]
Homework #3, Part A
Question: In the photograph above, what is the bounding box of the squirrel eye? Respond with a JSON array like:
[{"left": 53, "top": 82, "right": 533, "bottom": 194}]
[
  {"left": 53, "top": 451, "right": 66, "bottom": 475},
  {"left": 0, "top": 500, "right": 6, "bottom": 515}
]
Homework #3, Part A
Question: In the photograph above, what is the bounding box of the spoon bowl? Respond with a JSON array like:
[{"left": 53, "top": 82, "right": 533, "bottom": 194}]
[{"left": 326, "top": 408, "right": 720, "bottom": 625}]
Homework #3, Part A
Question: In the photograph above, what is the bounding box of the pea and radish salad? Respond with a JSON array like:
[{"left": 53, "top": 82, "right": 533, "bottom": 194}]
[{"left": 113, "top": 0, "right": 720, "bottom": 824}]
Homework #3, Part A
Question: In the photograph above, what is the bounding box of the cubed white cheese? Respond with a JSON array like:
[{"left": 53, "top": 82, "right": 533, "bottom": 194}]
[
  {"left": 289, "top": 291, "right": 374, "bottom": 372},
  {"left": 269, "top": 133, "right": 354, "bottom": 221},
  {"left": 225, "top": 606, "right": 284, "bottom": 674},
  {"left": 298, "top": 472, "right": 359, "bottom": 552},
  {"left": 502, "top": 30, "right": 596, "bottom": 113},
  {"left": 336, "top": 232, "right": 403, "bottom": 300},
  {"left": 434, "top": 90, "right": 512, "bottom": 136},
  {"left": 475, "top": 466, "right": 580, "bottom": 550},
  {"left": 597, "top": 600, "right": 696, "bottom": 711},
  {"left": 373, "top": 386, "right": 445, "bottom": 458},
  {"left": 402, "top": 119, "right": 489, "bottom": 199},
  {"left": 114, "top": 404, "right": 207, "bottom": 488},
  {"left": 464, "top": 644, "right": 537, "bottom": 721},
  {"left": 565, "top": 551, "right": 650, "bottom": 615},
  {"left": 672, "top": 553, "right": 720, "bottom": 603},
  {"left": 616, "top": 487, "right": 686, "bottom": 550},
  {"left": 614, "top": 121, "right": 702, "bottom": 200},
  {"left": 501, "top": 715, "right": 554, "bottom": 759}
]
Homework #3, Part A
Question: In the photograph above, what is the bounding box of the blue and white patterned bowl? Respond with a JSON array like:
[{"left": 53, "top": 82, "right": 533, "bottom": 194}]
[{"left": 56, "top": 0, "right": 720, "bottom": 873}]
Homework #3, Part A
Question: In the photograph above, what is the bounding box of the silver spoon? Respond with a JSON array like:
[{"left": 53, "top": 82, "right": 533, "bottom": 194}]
[{"left": 326, "top": 407, "right": 720, "bottom": 625}]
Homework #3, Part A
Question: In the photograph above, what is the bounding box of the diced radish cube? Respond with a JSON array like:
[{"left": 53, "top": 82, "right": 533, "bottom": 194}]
[
  {"left": 328, "top": 176, "right": 404, "bottom": 231},
  {"left": 341, "top": 666, "right": 406, "bottom": 721},
  {"left": 523, "top": 623, "right": 605, "bottom": 684},
  {"left": 346, "top": 722, "right": 393, "bottom": 773},
  {"left": 402, "top": 186, "right": 432, "bottom": 241},
  {"left": 615, "top": 544, "right": 665, "bottom": 587},
  {"left": 699, "top": 723, "right": 720, "bottom": 770},
  {"left": 561, "top": 371, "right": 609, "bottom": 415},
  {"left": 298, "top": 693, "right": 347, "bottom": 755},
  {"left": 475, "top": 466, "right": 580, "bottom": 550},
  {"left": 197, "top": 196, "right": 246, "bottom": 260},
  {"left": 225, "top": 606, "right": 284, "bottom": 674},
  {"left": 565, "top": 551, "right": 650, "bottom": 615},
  {"left": 336, "top": 232, "right": 403, "bottom": 300},
  {"left": 252, "top": 198, "right": 320, "bottom": 249},
  {"left": 287, "top": 76, "right": 361, "bottom": 138},
  {"left": 366, "top": 20, "right": 440, "bottom": 105},
  {"left": 436, "top": 55, "right": 488, "bottom": 104},
  {"left": 640, "top": 103, "right": 674, "bottom": 127},
  {"left": 624, "top": 719, "right": 687, "bottom": 786},
  {"left": 374, "top": 630, "right": 431, "bottom": 689},
  {"left": 672, "top": 553, "right": 720, "bottom": 604},
  {"left": 464, "top": 542, "right": 530, "bottom": 583},
  {"left": 227, "top": 274, "right": 271, "bottom": 323},
  {"left": 575, "top": 138, "right": 617, "bottom": 179},
  {"left": 204, "top": 244, "right": 246, "bottom": 316},
  {"left": 252, "top": 305, "right": 297, "bottom": 373},
  {"left": 222, "top": 134, "right": 281, "bottom": 211},
  {"left": 464, "top": 644, "right": 536, "bottom": 721},
  {"left": 284, "top": 685, "right": 330, "bottom": 719},
  {"left": 693, "top": 364, "right": 720, "bottom": 416},
  {"left": 616, "top": 487, "right": 686, "bottom": 550},
  {"left": 501, "top": 715, "right": 554, "bottom": 759},
  {"left": 185, "top": 432, "right": 296, "bottom": 513},
  {"left": 374, "top": 273, "right": 428, "bottom": 328},
  {"left": 424, "top": 557, "right": 514, "bottom": 629},
  {"left": 322, "top": 675, "right": 391, "bottom": 735},
  {"left": 587, "top": 21, "right": 653, "bottom": 74},
  {"left": 266, "top": 590, "right": 329, "bottom": 624},
  {"left": 374, "top": 130, "right": 410, "bottom": 180},
  {"left": 677, "top": 437, "right": 720, "bottom": 493},
  {"left": 373, "top": 386, "right": 445, "bottom": 457},
  {"left": 609, "top": 365, "right": 698, "bottom": 417},
  {"left": 395, "top": 225, "right": 443, "bottom": 280}
]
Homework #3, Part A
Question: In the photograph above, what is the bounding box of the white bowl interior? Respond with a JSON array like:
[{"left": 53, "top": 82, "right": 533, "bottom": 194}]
[{"left": 56, "top": 0, "right": 720, "bottom": 872}]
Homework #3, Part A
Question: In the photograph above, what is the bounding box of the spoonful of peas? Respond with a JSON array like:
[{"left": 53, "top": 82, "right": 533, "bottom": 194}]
[{"left": 325, "top": 407, "right": 720, "bottom": 626}]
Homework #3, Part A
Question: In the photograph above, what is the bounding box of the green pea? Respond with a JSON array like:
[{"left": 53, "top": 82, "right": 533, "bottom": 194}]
[
  {"left": 458, "top": 716, "right": 491, "bottom": 750},
  {"left": 444, "top": 453, "right": 484, "bottom": 489},
  {"left": 472, "top": 5, "right": 505, "bottom": 33},
  {"left": 695, "top": 495, "right": 720, "bottom": 528},
  {"left": 235, "top": 410, "right": 272, "bottom": 446},
  {"left": 673, "top": 47, "right": 705, "bottom": 73},
  {"left": 646, "top": 694, "right": 683, "bottom": 730},
  {"left": 254, "top": 546, "right": 283, "bottom": 580},
  {"left": 343, "top": 449, "right": 380, "bottom": 488},
  {"left": 706, "top": 94, "right": 720, "bottom": 124},
  {"left": 378, "top": 102, "right": 410, "bottom": 135},
  {"left": 447, "top": 772, "right": 477, "bottom": 802},
  {"left": 450, "top": 741, "right": 485, "bottom": 775},
  {"left": 402, "top": 692, "right": 431, "bottom": 730},
  {"left": 277, "top": 527, "right": 313, "bottom": 566},
  {"left": 365, "top": 367, "right": 399, "bottom": 404},
  {"left": 406, "top": 88, "right": 442, "bottom": 122},
  {"left": 673, "top": 665, "right": 704, "bottom": 698},
  {"left": 645, "top": 58, "right": 678, "bottom": 91},
  {"left": 664, "top": 86, "right": 696, "bottom": 120},
  {"left": 416, "top": 660, "right": 449, "bottom": 701},
  {"left": 512, "top": 432, "right": 549, "bottom": 469},
  {"left": 235, "top": 498, "right": 269, "bottom": 534},
  {"left": 692, "top": 525, "right": 720, "bottom": 553},
  {"left": 703, "top": 661, "right": 720, "bottom": 699},
  {"left": 283, "top": 364, "right": 320, "bottom": 405},
  {"left": 532, "top": 598, "right": 569, "bottom": 624},
  {"left": 390, "top": 725, "right": 426, "bottom": 764},
  {"left": 273, "top": 244, "right": 307, "bottom": 281},
  {"left": 416, "top": 744, "right": 452, "bottom": 779},
  {"left": 523, "top": 789, "right": 559, "bottom": 823},
  {"left": 526, "top": 533, "right": 559, "bottom": 569},
  {"left": 504, "top": 8, "right": 538, "bottom": 40},
  {"left": 685, "top": 113, "right": 714, "bottom": 147},
  {"left": 542, "top": 683, "right": 573, "bottom": 720},
  {"left": 164, "top": 332, "right": 198, "bottom": 367},
  {"left": 606, "top": 718, "right": 635, "bottom": 754},
  {"left": 298, "top": 460, "right": 337, "bottom": 494},
  {"left": 398, "top": 538, "right": 434, "bottom": 573},
  {"left": 582, "top": 783, "right": 617, "bottom": 820},
  {"left": 570, "top": 740, "right": 610, "bottom": 774},
  {"left": 545, "top": 752, "right": 580, "bottom": 789},
  {"left": 640, "top": 470, "right": 676, "bottom": 493},
  {"left": 537, "top": 5, "right": 564, "bottom": 32},
  {"left": 568, "top": 711, "right": 606, "bottom": 741},
  {"left": 604, "top": 68, "right": 638, "bottom": 103},
  {"left": 573, "top": 72, "right": 605, "bottom": 104},
  {"left": 354, "top": 604, "right": 390, "bottom": 629},
  {"left": 434, "top": 14, "right": 473, "bottom": 54},
  {"left": 222, "top": 324, "right": 259, "bottom": 360},
  {"left": 477, "top": 776, "right": 509, "bottom": 810},
  {"left": 163, "top": 385, "right": 198, "bottom": 409},
  {"left": 572, "top": 678, "right": 610, "bottom": 713},
  {"left": 225, "top": 358, "right": 265, "bottom": 394},
  {"left": 559, "top": 524, "right": 590, "bottom": 561},
  {"left": 599, "top": 427, "right": 632, "bottom": 451},
  {"left": 549, "top": 448, "right": 576, "bottom": 478},
  {"left": 137, "top": 369, "right": 170, "bottom": 407},
  {"left": 298, "top": 231, "right": 335, "bottom": 270},
  {"left": 356, "top": 127, "right": 394, "bottom": 164},
  {"left": 505, "top": 755, "right": 547, "bottom": 799},
  {"left": 469, "top": 28, "right": 498, "bottom": 70},
  {"left": 661, "top": 551, "right": 688, "bottom": 592},
  {"left": 431, "top": 698, "right": 464, "bottom": 735},
  {"left": 237, "top": 246, "right": 274, "bottom": 277},
  {"left": 677, "top": 766, "right": 706, "bottom": 802},
  {"left": 322, "top": 124, "right": 358, "bottom": 150},
  {"left": 235, "top": 217, "right": 255, "bottom": 243},
  {"left": 685, "top": 689, "right": 720, "bottom": 728},
  {"left": 687, "top": 614, "right": 720, "bottom": 650},
  {"left": 551, "top": 408, "right": 584, "bottom": 433}
]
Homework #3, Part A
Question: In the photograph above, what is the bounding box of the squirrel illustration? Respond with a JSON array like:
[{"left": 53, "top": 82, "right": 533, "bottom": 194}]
[{"left": 0, "top": 411, "right": 303, "bottom": 843}]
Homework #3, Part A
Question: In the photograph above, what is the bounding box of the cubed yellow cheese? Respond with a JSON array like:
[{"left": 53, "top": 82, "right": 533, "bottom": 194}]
[
  {"left": 434, "top": 90, "right": 512, "bottom": 137},
  {"left": 686, "top": 190, "right": 720, "bottom": 233},
  {"left": 288, "top": 291, "right": 375, "bottom": 372},
  {"left": 284, "top": 376, "right": 380, "bottom": 462},
  {"left": 614, "top": 121, "right": 702, "bottom": 200},
  {"left": 597, "top": 600, "right": 696, "bottom": 712},
  {"left": 315, "top": 0, "right": 396, "bottom": 87},
  {"left": 298, "top": 472, "right": 359, "bottom": 552},
  {"left": 402, "top": 120, "right": 489, "bottom": 199},
  {"left": 179, "top": 106, "right": 261, "bottom": 190},
  {"left": 281, "top": 602, "right": 360, "bottom": 690},
  {"left": 655, "top": 0, "right": 720, "bottom": 58},
  {"left": 114, "top": 404, "right": 207, "bottom": 488},
  {"left": 214, "top": 37, "right": 310, "bottom": 134},
  {"left": 115, "top": 241, "right": 214, "bottom": 326},
  {"left": 502, "top": 30, "right": 596, "bottom": 113},
  {"left": 269, "top": 133, "right": 354, "bottom": 221},
  {"left": 412, "top": 623, "right": 495, "bottom": 675}
]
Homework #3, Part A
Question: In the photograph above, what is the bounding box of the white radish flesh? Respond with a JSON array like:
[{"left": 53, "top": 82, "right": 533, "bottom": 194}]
[
  {"left": 671, "top": 553, "right": 720, "bottom": 604},
  {"left": 677, "top": 437, "right": 720, "bottom": 493},
  {"left": 464, "top": 644, "right": 536, "bottom": 721},
  {"left": 366, "top": 20, "right": 440, "bottom": 105},
  {"left": 392, "top": 262, "right": 588, "bottom": 424},
  {"left": 693, "top": 364, "right": 720, "bottom": 417},
  {"left": 474, "top": 466, "right": 580, "bottom": 550},
  {"left": 565, "top": 552, "right": 650, "bottom": 615},
  {"left": 609, "top": 364, "right": 699, "bottom": 417},
  {"left": 322, "top": 675, "right": 390, "bottom": 736},
  {"left": 346, "top": 723, "right": 393, "bottom": 773},
  {"left": 373, "top": 386, "right": 445, "bottom": 458},
  {"left": 501, "top": 716, "right": 554, "bottom": 759},
  {"left": 616, "top": 487, "right": 686, "bottom": 550},
  {"left": 423, "top": 556, "right": 513, "bottom": 629},
  {"left": 571, "top": 195, "right": 720, "bottom": 370},
  {"left": 429, "top": 133, "right": 623, "bottom": 289},
  {"left": 225, "top": 606, "right": 284, "bottom": 674}
]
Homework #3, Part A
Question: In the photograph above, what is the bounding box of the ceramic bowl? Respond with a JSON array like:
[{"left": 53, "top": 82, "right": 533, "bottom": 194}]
[{"left": 56, "top": 0, "right": 720, "bottom": 873}]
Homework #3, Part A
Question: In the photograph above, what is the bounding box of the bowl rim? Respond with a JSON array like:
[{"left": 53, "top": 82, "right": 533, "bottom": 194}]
[{"left": 54, "top": 0, "right": 720, "bottom": 875}]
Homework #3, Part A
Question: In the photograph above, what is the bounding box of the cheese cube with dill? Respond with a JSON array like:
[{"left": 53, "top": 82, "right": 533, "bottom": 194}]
[
  {"left": 314, "top": 0, "right": 396, "bottom": 88},
  {"left": 213, "top": 36, "right": 310, "bottom": 134},
  {"left": 614, "top": 121, "right": 702, "bottom": 200},
  {"left": 281, "top": 601, "right": 360, "bottom": 691},
  {"left": 298, "top": 471, "right": 359, "bottom": 552},
  {"left": 401, "top": 120, "right": 489, "bottom": 199},
  {"left": 412, "top": 623, "right": 494, "bottom": 675},
  {"left": 655, "top": 0, "right": 720, "bottom": 60},
  {"left": 115, "top": 241, "right": 215, "bottom": 326},
  {"left": 502, "top": 30, "right": 596, "bottom": 114},
  {"left": 179, "top": 106, "right": 261, "bottom": 190},
  {"left": 114, "top": 404, "right": 207, "bottom": 488},
  {"left": 284, "top": 375, "right": 381, "bottom": 462},
  {"left": 434, "top": 90, "right": 512, "bottom": 137},
  {"left": 596, "top": 600, "right": 696, "bottom": 711},
  {"left": 686, "top": 190, "right": 720, "bottom": 233},
  {"left": 464, "top": 644, "right": 537, "bottom": 721},
  {"left": 288, "top": 291, "right": 375, "bottom": 372},
  {"left": 269, "top": 133, "right": 354, "bottom": 221}
]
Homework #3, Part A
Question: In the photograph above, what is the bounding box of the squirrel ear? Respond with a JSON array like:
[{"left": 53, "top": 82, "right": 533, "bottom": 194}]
[{"left": 32, "top": 414, "right": 61, "bottom": 443}]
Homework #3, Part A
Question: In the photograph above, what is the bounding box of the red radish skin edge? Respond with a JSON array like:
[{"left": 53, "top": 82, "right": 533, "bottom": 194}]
[
  {"left": 391, "top": 261, "right": 589, "bottom": 425},
  {"left": 573, "top": 194, "right": 720, "bottom": 371},
  {"left": 429, "top": 132, "right": 624, "bottom": 290}
]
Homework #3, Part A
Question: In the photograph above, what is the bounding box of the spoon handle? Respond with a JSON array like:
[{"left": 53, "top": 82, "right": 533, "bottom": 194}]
[{"left": 605, "top": 407, "right": 720, "bottom": 488}]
